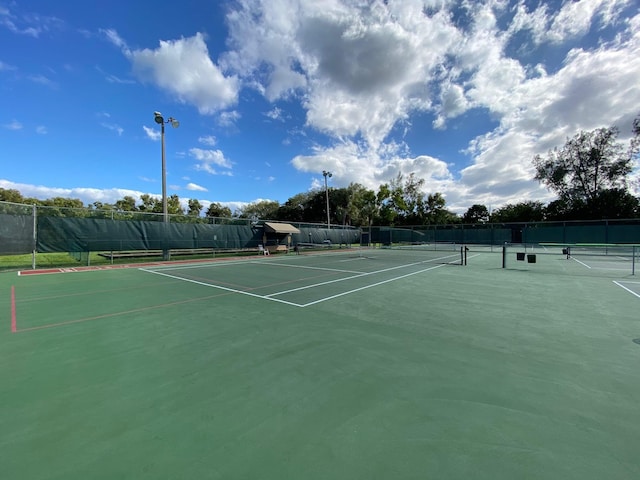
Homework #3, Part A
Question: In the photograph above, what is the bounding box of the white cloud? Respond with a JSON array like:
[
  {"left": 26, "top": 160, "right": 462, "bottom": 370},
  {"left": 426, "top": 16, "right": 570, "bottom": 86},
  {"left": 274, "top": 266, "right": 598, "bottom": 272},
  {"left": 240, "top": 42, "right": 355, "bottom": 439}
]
[
  {"left": 27, "top": 74, "right": 57, "bottom": 88},
  {"left": 0, "top": 179, "right": 148, "bottom": 205},
  {"left": 101, "top": 28, "right": 129, "bottom": 51},
  {"left": 264, "top": 107, "right": 284, "bottom": 121},
  {"left": 105, "top": 73, "right": 135, "bottom": 84},
  {"left": 0, "top": 5, "right": 63, "bottom": 38},
  {"left": 546, "top": 0, "right": 620, "bottom": 44},
  {"left": 17, "top": 1, "right": 633, "bottom": 213},
  {"left": 125, "top": 32, "right": 240, "bottom": 115},
  {"left": 0, "top": 60, "right": 17, "bottom": 71},
  {"left": 35, "top": 125, "right": 47, "bottom": 134},
  {"left": 223, "top": 0, "right": 461, "bottom": 148},
  {"left": 218, "top": 110, "right": 241, "bottom": 128},
  {"left": 291, "top": 139, "right": 455, "bottom": 200},
  {"left": 186, "top": 182, "right": 208, "bottom": 192},
  {"left": 190, "top": 148, "right": 233, "bottom": 174},
  {"left": 249, "top": 1, "right": 638, "bottom": 210},
  {"left": 3, "top": 120, "right": 23, "bottom": 130},
  {"left": 198, "top": 135, "right": 217, "bottom": 146},
  {"left": 101, "top": 123, "right": 124, "bottom": 136},
  {"left": 143, "top": 125, "right": 161, "bottom": 141}
]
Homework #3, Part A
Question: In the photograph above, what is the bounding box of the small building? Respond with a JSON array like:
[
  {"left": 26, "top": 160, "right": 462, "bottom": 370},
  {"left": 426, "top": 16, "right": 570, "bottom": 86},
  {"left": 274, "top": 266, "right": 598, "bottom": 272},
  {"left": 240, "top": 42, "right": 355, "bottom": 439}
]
[{"left": 262, "top": 222, "right": 301, "bottom": 253}]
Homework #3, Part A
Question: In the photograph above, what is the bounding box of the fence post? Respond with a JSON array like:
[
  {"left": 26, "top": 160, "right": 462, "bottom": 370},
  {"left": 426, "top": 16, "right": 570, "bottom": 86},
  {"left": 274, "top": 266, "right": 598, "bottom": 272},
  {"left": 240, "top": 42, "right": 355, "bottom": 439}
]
[{"left": 31, "top": 204, "right": 37, "bottom": 269}]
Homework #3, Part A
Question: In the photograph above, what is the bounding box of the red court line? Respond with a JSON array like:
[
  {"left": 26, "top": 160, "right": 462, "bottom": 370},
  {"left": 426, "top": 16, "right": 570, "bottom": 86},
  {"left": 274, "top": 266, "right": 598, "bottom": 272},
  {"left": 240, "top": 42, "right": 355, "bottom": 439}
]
[
  {"left": 11, "top": 285, "right": 17, "bottom": 333},
  {"left": 14, "top": 290, "right": 235, "bottom": 334},
  {"left": 17, "top": 254, "right": 260, "bottom": 276}
]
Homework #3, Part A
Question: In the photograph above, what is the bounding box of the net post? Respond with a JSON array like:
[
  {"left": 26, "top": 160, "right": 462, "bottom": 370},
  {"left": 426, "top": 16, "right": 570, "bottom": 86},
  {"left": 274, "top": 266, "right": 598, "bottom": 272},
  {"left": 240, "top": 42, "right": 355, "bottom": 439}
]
[
  {"left": 502, "top": 243, "right": 506, "bottom": 268},
  {"left": 460, "top": 246, "right": 463, "bottom": 265}
]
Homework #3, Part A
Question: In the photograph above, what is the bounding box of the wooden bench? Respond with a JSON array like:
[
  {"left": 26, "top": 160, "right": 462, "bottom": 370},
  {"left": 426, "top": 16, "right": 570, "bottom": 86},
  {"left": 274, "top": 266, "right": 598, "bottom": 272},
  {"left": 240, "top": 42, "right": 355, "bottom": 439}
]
[
  {"left": 98, "top": 248, "right": 235, "bottom": 260},
  {"left": 266, "top": 245, "right": 289, "bottom": 254}
]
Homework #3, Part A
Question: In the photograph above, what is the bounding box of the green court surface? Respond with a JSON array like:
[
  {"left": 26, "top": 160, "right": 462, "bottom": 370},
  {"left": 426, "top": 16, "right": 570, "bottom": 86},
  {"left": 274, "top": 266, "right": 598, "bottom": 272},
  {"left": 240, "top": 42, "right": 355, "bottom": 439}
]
[{"left": 1, "top": 249, "right": 640, "bottom": 479}]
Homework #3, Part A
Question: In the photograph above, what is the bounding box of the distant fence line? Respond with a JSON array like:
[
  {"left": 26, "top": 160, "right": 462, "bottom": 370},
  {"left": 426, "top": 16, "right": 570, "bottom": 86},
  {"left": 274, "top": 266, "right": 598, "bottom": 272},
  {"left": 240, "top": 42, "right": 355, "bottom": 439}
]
[
  {"left": 1, "top": 200, "right": 640, "bottom": 258},
  {"left": 0, "top": 200, "right": 358, "bottom": 256},
  {"left": 367, "top": 220, "right": 640, "bottom": 246}
]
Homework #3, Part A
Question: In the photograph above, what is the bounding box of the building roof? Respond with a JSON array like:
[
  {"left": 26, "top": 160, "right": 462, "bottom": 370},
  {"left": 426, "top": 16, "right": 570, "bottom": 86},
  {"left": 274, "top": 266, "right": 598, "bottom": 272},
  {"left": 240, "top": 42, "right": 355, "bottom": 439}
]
[{"left": 263, "top": 222, "right": 301, "bottom": 234}]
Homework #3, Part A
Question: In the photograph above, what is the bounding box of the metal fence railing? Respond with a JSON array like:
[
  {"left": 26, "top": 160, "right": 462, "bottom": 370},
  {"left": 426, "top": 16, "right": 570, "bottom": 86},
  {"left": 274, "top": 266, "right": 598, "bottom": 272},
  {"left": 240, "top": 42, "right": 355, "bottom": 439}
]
[{"left": 1, "top": 200, "right": 639, "bottom": 271}]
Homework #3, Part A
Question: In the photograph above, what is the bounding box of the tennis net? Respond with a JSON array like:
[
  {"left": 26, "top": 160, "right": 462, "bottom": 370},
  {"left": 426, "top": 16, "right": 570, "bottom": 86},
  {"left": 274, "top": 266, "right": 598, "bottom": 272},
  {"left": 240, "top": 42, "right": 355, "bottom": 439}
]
[
  {"left": 502, "top": 243, "right": 638, "bottom": 276},
  {"left": 297, "top": 242, "right": 466, "bottom": 266}
]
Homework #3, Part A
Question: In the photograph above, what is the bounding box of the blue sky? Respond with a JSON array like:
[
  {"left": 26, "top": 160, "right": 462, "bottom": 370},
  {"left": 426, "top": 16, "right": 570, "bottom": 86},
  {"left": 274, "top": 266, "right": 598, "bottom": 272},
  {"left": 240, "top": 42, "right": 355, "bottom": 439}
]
[{"left": 1, "top": 0, "right": 639, "bottom": 214}]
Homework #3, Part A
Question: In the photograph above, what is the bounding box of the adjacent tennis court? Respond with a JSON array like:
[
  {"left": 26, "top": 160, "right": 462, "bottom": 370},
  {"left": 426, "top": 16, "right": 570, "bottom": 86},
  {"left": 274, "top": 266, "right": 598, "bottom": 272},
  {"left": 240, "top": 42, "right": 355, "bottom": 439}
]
[{"left": 2, "top": 247, "right": 640, "bottom": 479}]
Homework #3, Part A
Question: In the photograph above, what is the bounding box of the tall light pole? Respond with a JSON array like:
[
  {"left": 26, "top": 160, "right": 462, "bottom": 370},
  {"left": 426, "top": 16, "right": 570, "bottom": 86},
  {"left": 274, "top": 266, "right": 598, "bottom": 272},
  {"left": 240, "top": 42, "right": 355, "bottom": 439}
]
[
  {"left": 154, "top": 111, "right": 179, "bottom": 259},
  {"left": 323, "top": 170, "right": 332, "bottom": 229}
]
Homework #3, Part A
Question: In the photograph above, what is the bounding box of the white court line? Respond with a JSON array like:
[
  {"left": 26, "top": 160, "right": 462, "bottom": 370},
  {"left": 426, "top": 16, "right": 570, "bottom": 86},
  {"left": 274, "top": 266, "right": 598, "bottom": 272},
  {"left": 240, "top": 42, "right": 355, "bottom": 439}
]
[
  {"left": 571, "top": 256, "right": 632, "bottom": 271},
  {"left": 139, "top": 267, "right": 304, "bottom": 307},
  {"left": 571, "top": 257, "right": 592, "bottom": 269},
  {"left": 140, "top": 253, "right": 478, "bottom": 308},
  {"left": 266, "top": 251, "right": 464, "bottom": 297},
  {"left": 144, "top": 258, "right": 261, "bottom": 272},
  {"left": 301, "top": 263, "right": 448, "bottom": 306},
  {"left": 261, "top": 261, "right": 365, "bottom": 274},
  {"left": 613, "top": 281, "right": 640, "bottom": 300},
  {"left": 271, "top": 253, "right": 482, "bottom": 303},
  {"left": 266, "top": 253, "right": 464, "bottom": 298}
]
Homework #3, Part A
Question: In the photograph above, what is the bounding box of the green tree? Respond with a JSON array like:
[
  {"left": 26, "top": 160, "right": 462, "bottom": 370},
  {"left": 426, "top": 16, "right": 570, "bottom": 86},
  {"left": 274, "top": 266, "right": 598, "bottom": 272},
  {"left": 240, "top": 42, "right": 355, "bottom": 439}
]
[
  {"left": 491, "top": 201, "right": 546, "bottom": 223},
  {"left": 544, "top": 199, "right": 572, "bottom": 221},
  {"left": 276, "top": 192, "right": 312, "bottom": 222},
  {"left": 533, "top": 124, "right": 637, "bottom": 214},
  {"left": 376, "top": 173, "right": 428, "bottom": 225},
  {"left": 376, "top": 183, "right": 397, "bottom": 225},
  {"left": 424, "top": 192, "right": 450, "bottom": 224},
  {"left": 205, "top": 202, "right": 232, "bottom": 218},
  {"left": 569, "top": 189, "right": 639, "bottom": 220},
  {"left": 462, "top": 204, "right": 489, "bottom": 224},
  {"left": 90, "top": 201, "right": 114, "bottom": 211},
  {"left": 236, "top": 200, "right": 280, "bottom": 220},
  {"left": 347, "top": 183, "right": 377, "bottom": 227},
  {"left": 187, "top": 199, "right": 203, "bottom": 217},
  {"left": 329, "top": 187, "right": 352, "bottom": 225},
  {"left": 0, "top": 188, "right": 25, "bottom": 203},
  {"left": 138, "top": 194, "right": 160, "bottom": 212},
  {"left": 114, "top": 196, "right": 138, "bottom": 212},
  {"left": 167, "top": 194, "right": 184, "bottom": 215}
]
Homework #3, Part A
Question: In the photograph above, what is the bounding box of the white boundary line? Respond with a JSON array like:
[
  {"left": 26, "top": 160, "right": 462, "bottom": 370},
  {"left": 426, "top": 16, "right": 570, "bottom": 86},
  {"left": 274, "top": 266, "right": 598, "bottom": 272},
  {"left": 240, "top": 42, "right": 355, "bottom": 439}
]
[
  {"left": 612, "top": 281, "right": 640, "bottom": 299},
  {"left": 571, "top": 257, "right": 592, "bottom": 269},
  {"left": 140, "top": 267, "right": 304, "bottom": 307},
  {"left": 260, "top": 261, "right": 365, "bottom": 275},
  {"left": 142, "top": 258, "right": 262, "bottom": 271},
  {"left": 571, "top": 257, "right": 632, "bottom": 271},
  {"left": 139, "top": 253, "right": 477, "bottom": 308},
  {"left": 299, "top": 263, "right": 447, "bottom": 307}
]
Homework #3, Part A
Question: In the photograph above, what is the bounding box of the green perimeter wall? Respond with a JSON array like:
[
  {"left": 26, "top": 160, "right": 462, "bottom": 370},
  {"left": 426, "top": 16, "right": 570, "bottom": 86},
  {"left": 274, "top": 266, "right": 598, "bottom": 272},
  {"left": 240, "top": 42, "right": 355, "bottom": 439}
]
[
  {"left": 368, "top": 221, "right": 640, "bottom": 245},
  {"left": 1, "top": 199, "right": 639, "bottom": 256},
  {"left": 32, "top": 216, "right": 359, "bottom": 254}
]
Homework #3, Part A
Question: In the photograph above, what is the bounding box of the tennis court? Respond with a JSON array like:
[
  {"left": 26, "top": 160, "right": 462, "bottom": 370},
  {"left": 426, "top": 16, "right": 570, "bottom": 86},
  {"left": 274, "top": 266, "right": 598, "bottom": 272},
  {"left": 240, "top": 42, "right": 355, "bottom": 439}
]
[{"left": 2, "top": 246, "right": 640, "bottom": 479}]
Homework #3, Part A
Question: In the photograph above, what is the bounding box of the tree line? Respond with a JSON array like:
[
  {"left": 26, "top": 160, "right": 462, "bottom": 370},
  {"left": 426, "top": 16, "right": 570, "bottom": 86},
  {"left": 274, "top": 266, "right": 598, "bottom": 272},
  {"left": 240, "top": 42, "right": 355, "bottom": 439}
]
[{"left": 2, "top": 115, "right": 639, "bottom": 225}]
